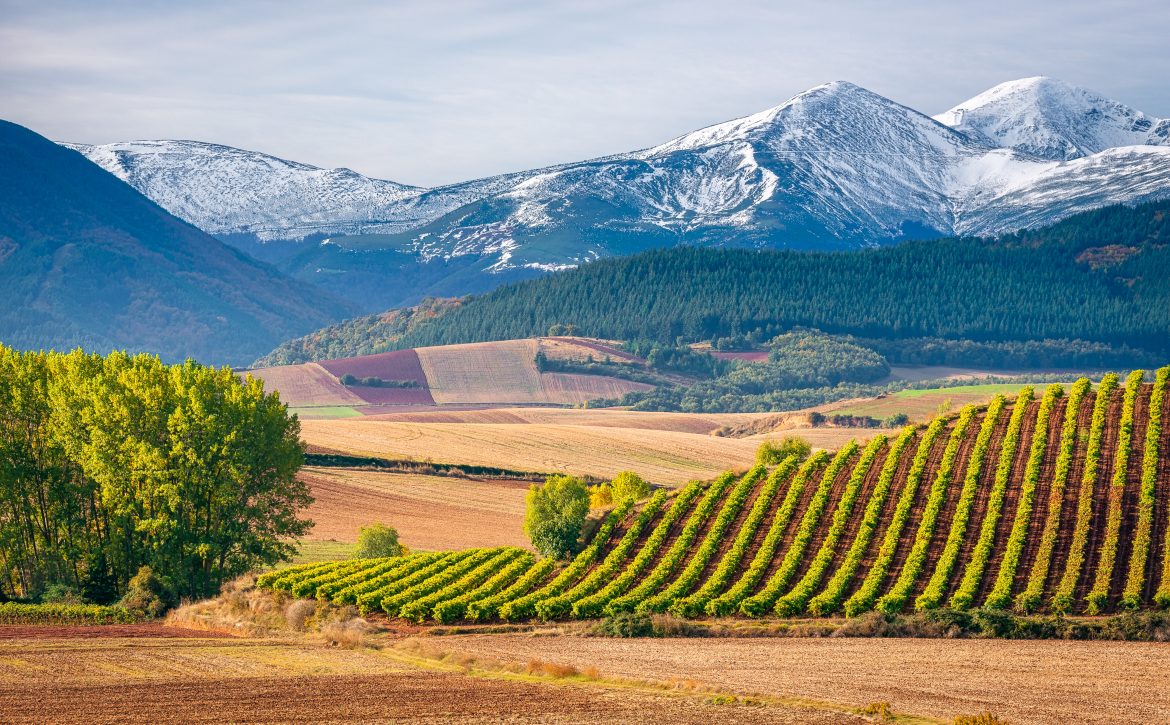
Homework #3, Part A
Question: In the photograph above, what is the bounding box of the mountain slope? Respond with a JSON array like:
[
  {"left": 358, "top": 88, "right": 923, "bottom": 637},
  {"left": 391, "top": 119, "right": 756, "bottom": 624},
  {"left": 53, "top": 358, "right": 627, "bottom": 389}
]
[
  {"left": 935, "top": 76, "right": 1170, "bottom": 161},
  {"left": 68, "top": 79, "right": 1170, "bottom": 311},
  {"left": 0, "top": 120, "right": 354, "bottom": 365},
  {"left": 265, "top": 202, "right": 1170, "bottom": 365}
]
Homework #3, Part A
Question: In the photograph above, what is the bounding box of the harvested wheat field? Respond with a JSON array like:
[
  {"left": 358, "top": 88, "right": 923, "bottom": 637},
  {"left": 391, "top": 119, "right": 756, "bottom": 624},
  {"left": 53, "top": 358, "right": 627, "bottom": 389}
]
[
  {"left": 244, "top": 363, "right": 364, "bottom": 406},
  {"left": 0, "top": 628, "right": 870, "bottom": 724},
  {"left": 362, "top": 406, "right": 766, "bottom": 433},
  {"left": 417, "top": 339, "right": 546, "bottom": 404},
  {"left": 300, "top": 418, "right": 760, "bottom": 485},
  {"left": 445, "top": 634, "right": 1170, "bottom": 725},
  {"left": 300, "top": 467, "right": 530, "bottom": 550}
]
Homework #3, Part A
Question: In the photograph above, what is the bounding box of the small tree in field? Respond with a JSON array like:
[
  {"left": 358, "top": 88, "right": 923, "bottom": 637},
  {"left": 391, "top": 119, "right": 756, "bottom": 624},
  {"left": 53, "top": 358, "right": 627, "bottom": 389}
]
[
  {"left": 756, "top": 436, "right": 812, "bottom": 466},
  {"left": 353, "top": 523, "right": 405, "bottom": 559},
  {"left": 525, "top": 475, "right": 589, "bottom": 559},
  {"left": 610, "top": 471, "right": 650, "bottom": 503},
  {"left": 589, "top": 483, "right": 614, "bottom": 509}
]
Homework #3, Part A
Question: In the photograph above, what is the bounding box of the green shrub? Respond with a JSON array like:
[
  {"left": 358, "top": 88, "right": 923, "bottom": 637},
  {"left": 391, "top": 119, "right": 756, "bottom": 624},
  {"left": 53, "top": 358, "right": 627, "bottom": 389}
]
[
  {"left": 756, "top": 437, "right": 812, "bottom": 466},
  {"left": 610, "top": 471, "right": 651, "bottom": 503},
  {"left": 353, "top": 523, "right": 405, "bottom": 559},
  {"left": 593, "top": 612, "right": 657, "bottom": 638},
  {"left": 524, "top": 475, "right": 590, "bottom": 559},
  {"left": 119, "top": 565, "right": 177, "bottom": 618}
]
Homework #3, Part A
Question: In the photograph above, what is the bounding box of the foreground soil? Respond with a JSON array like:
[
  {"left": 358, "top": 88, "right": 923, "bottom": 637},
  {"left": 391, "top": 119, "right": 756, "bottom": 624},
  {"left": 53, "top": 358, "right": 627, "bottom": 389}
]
[
  {"left": 0, "top": 627, "right": 867, "bottom": 724},
  {"left": 445, "top": 634, "right": 1170, "bottom": 725}
]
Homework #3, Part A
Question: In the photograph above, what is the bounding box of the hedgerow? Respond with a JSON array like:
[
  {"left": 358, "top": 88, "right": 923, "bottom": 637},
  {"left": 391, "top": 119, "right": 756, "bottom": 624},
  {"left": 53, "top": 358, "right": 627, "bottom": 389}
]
[
  {"left": 499, "top": 499, "right": 633, "bottom": 621},
  {"left": 985, "top": 384, "right": 1063, "bottom": 610},
  {"left": 536, "top": 492, "right": 667, "bottom": 620},
  {"left": 916, "top": 397, "right": 1006, "bottom": 611},
  {"left": 573, "top": 481, "right": 705, "bottom": 618},
  {"left": 1086, "top": 370, "right": 1145, "bottom": 614},
  {"left": 776, "top": 436, "right": 887, "bottom": 616},
  {"left": 673, "top": 458, "right": 799, "bottom": 617},
  {"left": 641, "top": 466, "right": 768, "bottom": 613},
  {"left": 1124, "top": 367, "right": 1168, "bottom": 609},
  {"left": 0, "top": 602, "right": 141, "bottom": 625},
  {"left": 741, "top": 443, "right": 859, "bottom": 616},
  {"left": 1052, "top": 374, "right": 1119, "bottom": 613},
  {"left": 878, "top": 405, "right": 978, "bottom": 614},
  {"left": 950, "top": 387, "right": 1034, "bottom": 610},
  {"left": 605, "top": 473, "right": 737, "bottom": 615},
  {"left": 1015, "top": 379, "right": 1090, "bottom": 613},
  {"left": 809, "top": 426, "right": 917, "bottom": 616},
  {"left": 706, "top": 453, "right": 829, "bottom": 616},
  {"left": 844, "top": 417, "right": 946, "bottom": 617}
]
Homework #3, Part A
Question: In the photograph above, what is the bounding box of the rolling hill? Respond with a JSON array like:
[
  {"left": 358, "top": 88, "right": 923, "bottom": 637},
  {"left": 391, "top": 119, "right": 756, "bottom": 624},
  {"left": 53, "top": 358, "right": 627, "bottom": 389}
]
[
  {"left": 0, "top": 120, "right": 353, "bottom": 365},
  {"left": 263, "top": 368, "right": 1170, "bottom": 621},
  {"left": 71, "top": 78, "right": 1170, "bottom": 310}
]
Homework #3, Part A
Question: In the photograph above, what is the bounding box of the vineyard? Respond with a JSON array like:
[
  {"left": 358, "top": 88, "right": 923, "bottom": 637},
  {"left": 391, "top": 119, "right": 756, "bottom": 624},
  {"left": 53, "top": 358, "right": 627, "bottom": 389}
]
[{"left": 260, "top": 371, "right": 1170, "bottom": 622}]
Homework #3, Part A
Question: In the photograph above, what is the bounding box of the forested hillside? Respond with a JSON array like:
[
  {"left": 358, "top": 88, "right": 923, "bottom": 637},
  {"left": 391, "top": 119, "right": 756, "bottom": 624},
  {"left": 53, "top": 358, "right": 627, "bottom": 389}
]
[
  {"left": 265, "top": 369, "right": 1170, "bottom": 622},
  {"left": 261, "top": 203, "right": 1170, "bottom": 369}
]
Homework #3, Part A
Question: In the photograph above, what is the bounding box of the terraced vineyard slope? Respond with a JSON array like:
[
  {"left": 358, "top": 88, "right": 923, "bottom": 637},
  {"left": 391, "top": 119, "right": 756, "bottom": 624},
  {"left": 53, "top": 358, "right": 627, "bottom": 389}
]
[{"left": 261, "top": 372, "right": 1170, "bottom": 622}]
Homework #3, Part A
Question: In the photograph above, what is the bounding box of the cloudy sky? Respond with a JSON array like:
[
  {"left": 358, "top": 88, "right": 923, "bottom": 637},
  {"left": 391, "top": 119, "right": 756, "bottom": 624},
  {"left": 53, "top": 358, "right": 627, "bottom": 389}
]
[{"left": 2, "top": 0, "right": 1167, "bottom": 186}]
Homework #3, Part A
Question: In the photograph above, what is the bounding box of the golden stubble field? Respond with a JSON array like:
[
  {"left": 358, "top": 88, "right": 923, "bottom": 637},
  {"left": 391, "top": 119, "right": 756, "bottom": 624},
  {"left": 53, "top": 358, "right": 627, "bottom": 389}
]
[
  {"left": 299, "top": 467, "right": 531, "bottom": 551},
  {"left": 301, "top": 417, "right": 761, "bottom": 485}
]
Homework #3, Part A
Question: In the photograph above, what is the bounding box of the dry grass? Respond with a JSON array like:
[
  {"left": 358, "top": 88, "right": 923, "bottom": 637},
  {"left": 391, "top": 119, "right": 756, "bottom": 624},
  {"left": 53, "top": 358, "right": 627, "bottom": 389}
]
[
  {"left": 361, "top": 406, "right": 767, "bottom": 433},
  {"left": 300, "top": 418, "right": 759, "bottom": 485},
  {"left": 299, "top": 467, "right": 530, "bottom": 550},
  {"left": 443, "top": 633, "right": 1170, "bottom": 725}
]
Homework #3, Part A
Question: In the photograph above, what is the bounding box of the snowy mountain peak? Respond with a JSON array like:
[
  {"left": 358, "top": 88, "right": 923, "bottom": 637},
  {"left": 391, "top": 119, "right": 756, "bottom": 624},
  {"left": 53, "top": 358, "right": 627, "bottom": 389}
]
[{"left": 934, "top": 77, "right": 1170, "bottom": 160}]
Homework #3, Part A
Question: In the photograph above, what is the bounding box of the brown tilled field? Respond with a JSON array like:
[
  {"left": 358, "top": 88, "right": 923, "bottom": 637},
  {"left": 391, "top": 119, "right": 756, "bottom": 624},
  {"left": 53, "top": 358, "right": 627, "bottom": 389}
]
[
  {"left": 299, "top": 467, "right": 530, "bottom": 550},
  {"left": 445, "top": 634, "right": 1170, "bottom": 725},
  {"left": 300, "top": 418, "right": 761, "bottom": 485},
  {"left": 0, "top": 627, "right": 871, "bottom": 724}
]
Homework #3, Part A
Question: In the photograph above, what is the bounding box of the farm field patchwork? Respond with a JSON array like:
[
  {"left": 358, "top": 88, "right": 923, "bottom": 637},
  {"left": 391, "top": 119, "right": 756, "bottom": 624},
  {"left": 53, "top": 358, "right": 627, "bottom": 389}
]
[
  {"left": 300, "top": 418, "right": 762, "bottom": 485},
  {"left": 279, "top": 374, "right": 1170, "bottom": 623}
]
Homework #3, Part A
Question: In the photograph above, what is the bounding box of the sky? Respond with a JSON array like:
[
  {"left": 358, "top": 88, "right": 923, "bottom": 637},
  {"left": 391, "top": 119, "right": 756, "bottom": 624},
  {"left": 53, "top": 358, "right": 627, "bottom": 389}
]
[{"left": 2, "top": 0, "right": 1168, "bottom": 187}]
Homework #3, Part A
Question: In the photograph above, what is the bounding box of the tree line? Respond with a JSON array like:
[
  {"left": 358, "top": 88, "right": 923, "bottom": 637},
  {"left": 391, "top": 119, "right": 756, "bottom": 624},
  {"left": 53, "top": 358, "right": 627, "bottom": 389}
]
[{"left": 0, "top": 346, "right": 309, "bottom": 603}]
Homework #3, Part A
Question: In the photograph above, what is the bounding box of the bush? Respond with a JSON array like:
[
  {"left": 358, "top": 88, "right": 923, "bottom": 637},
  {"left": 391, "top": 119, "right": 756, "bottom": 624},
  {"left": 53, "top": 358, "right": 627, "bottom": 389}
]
[
  {"left": 524, "top": 475, "right": 590, "bottom": 559},
  {"left": 119, "top": 565, "right": 177, "bottom": 618},
  {"left": 593, "top": 612, "right": 656, "bottom": 637},
  {"left": 353, "top": 523, "right": 405, "bottom": 559},
  {"left": 610, "top": 471, "right": 650, "bottom": 503},
  {"left": 40, "top": 583, "right": 83, "bottom": 605},
  {"left": 755, "top": 436, "right": 812, "bottom": 466}
]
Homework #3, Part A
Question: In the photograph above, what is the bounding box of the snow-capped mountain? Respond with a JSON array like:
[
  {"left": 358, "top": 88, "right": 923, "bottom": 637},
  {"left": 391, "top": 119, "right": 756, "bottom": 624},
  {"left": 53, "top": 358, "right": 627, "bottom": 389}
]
[
  {"left": 934, "top": 77, "right": 1170, "bottom": 161},
  {"left": 65, "top": 77, "right": 1170, "bottom": 310}
]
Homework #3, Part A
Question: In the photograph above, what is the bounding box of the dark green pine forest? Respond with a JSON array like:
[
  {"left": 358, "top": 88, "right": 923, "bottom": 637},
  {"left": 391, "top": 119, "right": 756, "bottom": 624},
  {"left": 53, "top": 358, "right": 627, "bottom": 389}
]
[{"left": 384, "top": 203, "right": 1169, "bottom": 364}]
